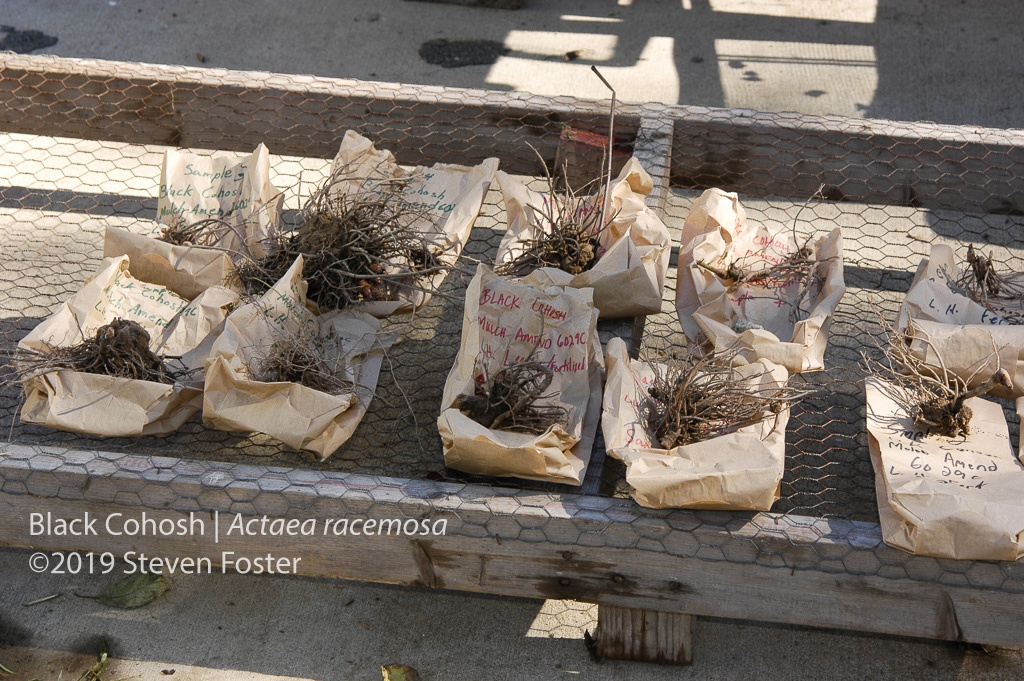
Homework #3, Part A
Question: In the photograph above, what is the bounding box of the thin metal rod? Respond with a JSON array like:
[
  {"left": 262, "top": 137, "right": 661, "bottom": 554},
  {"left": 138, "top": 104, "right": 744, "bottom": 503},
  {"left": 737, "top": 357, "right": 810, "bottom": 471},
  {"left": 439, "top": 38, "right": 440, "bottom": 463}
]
[{"left": 591, "top": 65, "right": 616, "bottom": 228}]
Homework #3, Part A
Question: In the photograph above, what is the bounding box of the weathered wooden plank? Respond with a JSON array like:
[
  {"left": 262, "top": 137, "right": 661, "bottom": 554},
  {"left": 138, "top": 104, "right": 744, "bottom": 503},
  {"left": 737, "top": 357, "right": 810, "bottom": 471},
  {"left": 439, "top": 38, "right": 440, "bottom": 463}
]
[
  {"left": 594, "top": 605, "right": 694, "bottom": 665},
  {"left": 0, "top": 54, "right": 640, "bottom": 175},
  {"left": 5, "top": 54, "right": 1023, "bottom": 215},
  {"left": 668, "top": 105, "right": 1024, "bottom": 214},
  {"left": 1, "top": 455, "right": 1021, "bottom": 648}
]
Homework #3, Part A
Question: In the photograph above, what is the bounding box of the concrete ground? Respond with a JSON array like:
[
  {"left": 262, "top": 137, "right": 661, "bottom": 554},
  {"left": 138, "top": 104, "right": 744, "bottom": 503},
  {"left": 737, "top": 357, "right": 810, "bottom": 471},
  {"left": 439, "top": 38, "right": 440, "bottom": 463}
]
[
  {"left": 3, "top": 0, "right": 1024, "bottom": 679},
  {"left": 4, "top": 0, "right": 1024, "bottom": 129}
]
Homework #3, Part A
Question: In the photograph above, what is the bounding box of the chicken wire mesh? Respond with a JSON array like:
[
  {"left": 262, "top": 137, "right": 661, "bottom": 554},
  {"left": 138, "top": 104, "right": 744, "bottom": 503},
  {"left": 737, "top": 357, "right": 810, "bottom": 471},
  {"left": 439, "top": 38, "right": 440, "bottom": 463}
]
[
  {"left": 2, "top": 55, "right": 1024, "bottom": 603},
  {"left": 635, "top": 190, "right": 1024, "bottom": 523}
]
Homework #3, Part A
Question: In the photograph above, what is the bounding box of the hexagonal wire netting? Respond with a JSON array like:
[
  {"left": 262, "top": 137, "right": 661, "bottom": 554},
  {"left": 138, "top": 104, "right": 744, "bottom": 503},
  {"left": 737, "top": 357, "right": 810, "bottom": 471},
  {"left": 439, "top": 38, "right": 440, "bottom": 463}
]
[{"left": 2, "top": 57, "right": 1024, "bottom": 594}]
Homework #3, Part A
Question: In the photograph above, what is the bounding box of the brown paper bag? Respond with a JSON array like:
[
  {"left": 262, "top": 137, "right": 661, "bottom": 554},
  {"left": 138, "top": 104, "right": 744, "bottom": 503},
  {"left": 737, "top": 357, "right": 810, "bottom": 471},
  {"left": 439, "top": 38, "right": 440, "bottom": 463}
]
[
  {"left": 203, "top": 255, "right": 392, "bottom": 460},
  {"left": 899, "top": 244, "right": 1024, "bottom": 398},
  {"left": 436, "top": 265, "right": 603, "bottom": 485},
  {"left": 18, "top": 256, "right": 239, "bottom": 437},
  {"left": 105, "top": 144, "right": 284, "bottom": 299},
  {"left": 866, "top": 376, "right": 1024, "bottom": 560},
  {"left": 675, "top": 188, "right": 845, "bottom": 373},
  {"left": 327, "top": 130, "right": 499, "bottom": 317},
  {"left": 494, "top": 157, "right": 671, "bottom": 318},
  {"left": 157, "top": 143, "right": 283, "bottom": 260},
  {"left": 104, "top": 224, "right": 235, "bottom": 301},
  {"left": 602, "top": 337, "right": 789, "bottom": 510}
]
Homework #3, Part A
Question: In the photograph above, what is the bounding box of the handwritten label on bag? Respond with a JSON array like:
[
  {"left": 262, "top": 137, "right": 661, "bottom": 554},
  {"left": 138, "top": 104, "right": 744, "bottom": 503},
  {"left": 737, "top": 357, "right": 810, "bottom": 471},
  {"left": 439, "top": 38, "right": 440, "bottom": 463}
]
[
  {"left": 867, "top": 377, "right": 1017, "bottom": 494},
  {"left": 158, "top": 159, "right": 251, "bottom": 221},
  {"left": 476, "top": 281, "right": 588, "bottom": 376},
  {"left": 95, "top": 269, "right": 189, "bottom": 332}
]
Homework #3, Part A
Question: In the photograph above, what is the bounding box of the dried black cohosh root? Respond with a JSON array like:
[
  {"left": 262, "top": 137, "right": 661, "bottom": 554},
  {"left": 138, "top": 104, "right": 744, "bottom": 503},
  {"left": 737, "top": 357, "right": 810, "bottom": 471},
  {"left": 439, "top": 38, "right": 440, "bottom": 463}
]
[
  {"left": 159, "top": 216, "right": 238, "bottom": 248},
  {"left": 246, "top": 335, "right": 354, "bottom": 397},
  {"left": 956, "top": 244, "right": 1024, "bottom": 324},
  {"left": 697, "top": 240, "right": 818, "bottom": 293},
  {"left": 496, "top": 161, "right": 610, "bottom": 278},
  {"left": 16, "top": 318, "right": 177, "bottom": 384},
  {"left": 864, "top": 311, "right": 1013, "bottom": 438},
  {"left": 233, "top": 163, "right": 443, "bottom": 310},
  {"left": 696, "top": 186, "right": 831, "bottom": 323},
  {"left": 641, "top": 348, "right": 807, "bottom": 450},
  {"left": 452, "top": 361, "right": 569, "bottom": 434}
]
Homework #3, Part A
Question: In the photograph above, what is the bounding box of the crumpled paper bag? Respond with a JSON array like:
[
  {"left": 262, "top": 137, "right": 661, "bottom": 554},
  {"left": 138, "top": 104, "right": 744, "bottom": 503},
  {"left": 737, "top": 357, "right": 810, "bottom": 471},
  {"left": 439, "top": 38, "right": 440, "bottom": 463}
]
[
  {"left": 437, "top": 265, "right": 604, "bottom": 485},
  {"left": 203, "top": 255, "right": 392, "bottom": 460},
  {"left": 18, "top": 255, "right": 239, "bottom": 437},
  {"left": 602, "top": 337, "right": 789, "bottom": 510},
  {"left": 157, "top": 142, "right": 283, "bottom": 260},
  {"left": 105, "top": 144, "right": 285, "bottom": 300},
  {"left": 104, "top": 224, "right": 235, "bottom": 301},
  {"left": 676, "top": 188, "right": 846, "bottom": 373},
  {"left": 327, "top": 130, "right": 499, "bottom": 317},
  {"left": 899, "top": 244, "right": 1024, "bottom": 399},
  {"left": 866, "top": 376, "right": 1024, "bottom": 561},
  {"left": 494, "top": 157, "right": 671, "bottom": 319}
]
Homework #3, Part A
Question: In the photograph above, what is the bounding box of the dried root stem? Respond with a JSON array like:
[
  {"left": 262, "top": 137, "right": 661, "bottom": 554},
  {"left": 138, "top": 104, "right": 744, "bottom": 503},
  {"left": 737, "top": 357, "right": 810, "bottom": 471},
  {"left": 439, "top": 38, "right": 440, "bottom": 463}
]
[
  {"left": 864, "top": 308, "right": 1011, "bottom": 438},
  {"left": 642, "top": 347, "right": 807, "bottom": 449},
  {"left": 697, "top": 243, "right": 817, "bottom": 292},
  {"left": 15, "top": 319, "right": 179, "bottom": 384},
  {"left": 246, "top": 330, "right": 354, "bottom": 397},
  {"left": 233, "top": 162, "right": 441, "bottom": 310},
  {"left": 697, "top": 185, "right": 830, "bottom": 322},
  {"left": 496, "top": 149, "right": 611, "bottom": 278},
  {"left": 453, "top": 360, "right": 569, "bottom": 434},
  {"left": 159, "top": 216, "right": 239, "bottom": 248},
  {"left": 957, "top": 244, "right": 1024, "bottom": 324}
]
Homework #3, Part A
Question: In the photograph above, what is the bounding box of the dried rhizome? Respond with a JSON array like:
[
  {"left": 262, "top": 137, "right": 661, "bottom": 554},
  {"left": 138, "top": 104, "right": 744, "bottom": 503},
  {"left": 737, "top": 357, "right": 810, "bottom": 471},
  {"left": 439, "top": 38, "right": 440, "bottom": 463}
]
[
  {"left": 437, "top": 266, "right": 604, "bottom": 485},
  {"left": 203, "top": 255, "right": 393, "bottom": 460},
  {"left": 452, "top": 359, "right": 568, "bottom": 435},
  {"left": 641, "top": 345, "right": 807, "bottom": 450},
  {"left": 865, "top": 312, "right": 1024, "bottom": 562},
  {"left": 864, "top": 311, "right": 1011, "bottom": 438},
  {"left": 958, "top": 244, "right": 1024, "bottom": 324},
  {"left": 899, "top": 244, "right": 1024, "bottom": 399},
  {"left": 233, "top": 164, "right": 439, "bottom": 311},
  {"left": 103, "top": 144, "right": 283, "bottom": 300},
  {"left": 15, "top": 255, "right": 239, "bottom": 437},
  {"left": 676, "top": 187, "right": 845, "bottom": 373},
  {"left": 496, "top": 161, "right": 608, "bottom": 278},
  {"left": 16, "top": 318, "right": 181, "bottom": 385},
  {"left": 233, "top": 131, "right": 498, "bottom": 317},
  {"left": 494, "top": 156, "right": 671, "bottom": 319},
  {"left": 245, "top": 325, "right": 355, "bottom": 398},
  {"left": 602, "top": 337, "right": 805, "bottom": 510}
]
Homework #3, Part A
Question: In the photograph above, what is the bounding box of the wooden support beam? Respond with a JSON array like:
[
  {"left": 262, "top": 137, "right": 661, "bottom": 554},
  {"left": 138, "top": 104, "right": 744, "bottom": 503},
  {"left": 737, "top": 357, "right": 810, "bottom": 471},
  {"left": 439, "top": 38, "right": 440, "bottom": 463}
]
[
  {"left": 595, "top": 605, "right": 694, "bottom": 665},
  {"left": 3, "top": 53, "right": 1023, "bottom": 213},
  {"left": 3, "top": 456, "right": 1024, "bottom": 648},
  {"left": 0, "top": 54, "right": 640, "bottom": 175}
]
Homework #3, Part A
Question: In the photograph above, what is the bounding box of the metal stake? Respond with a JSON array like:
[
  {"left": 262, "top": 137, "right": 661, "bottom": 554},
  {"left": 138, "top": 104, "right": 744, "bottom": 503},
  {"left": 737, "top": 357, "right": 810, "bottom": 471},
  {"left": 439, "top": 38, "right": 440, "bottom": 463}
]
[{"left": 591, "top": 65, "right": 616, "bottom": 228}]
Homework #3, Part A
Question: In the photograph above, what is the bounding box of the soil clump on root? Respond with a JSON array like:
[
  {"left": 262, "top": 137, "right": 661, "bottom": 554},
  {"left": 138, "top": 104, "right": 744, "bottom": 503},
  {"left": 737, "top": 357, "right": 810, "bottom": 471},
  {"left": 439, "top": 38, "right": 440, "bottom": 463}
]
[
  {"left": 17, "top": 318, "right": 177, "bottom": 384},
  {"left": 453, "top": 360, "right": 569, "bottom": 434}
]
